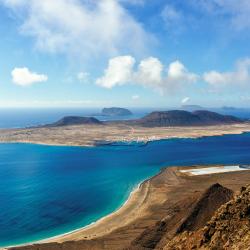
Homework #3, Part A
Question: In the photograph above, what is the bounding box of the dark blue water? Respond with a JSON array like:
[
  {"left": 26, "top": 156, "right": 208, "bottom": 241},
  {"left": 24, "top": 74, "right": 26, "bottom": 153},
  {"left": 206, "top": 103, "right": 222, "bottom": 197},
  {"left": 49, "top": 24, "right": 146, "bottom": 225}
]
[{"left": 1, "top": 133, "right": 250, "bottom": 247}]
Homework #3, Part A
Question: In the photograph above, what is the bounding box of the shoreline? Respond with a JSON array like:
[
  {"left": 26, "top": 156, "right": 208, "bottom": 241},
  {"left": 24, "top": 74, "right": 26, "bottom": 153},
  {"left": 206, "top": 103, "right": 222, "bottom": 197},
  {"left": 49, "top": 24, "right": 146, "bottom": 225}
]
[
  {"left": 4, "top": 169, "right": 162, "bottom": 249},
  {"left": 1, "top": 125, "right": 250, "bottom": 249},
  {"left": 7, "top": 165, "right": 250, "bottom": 250},
  {"left": 0, "top": 125, "right": 250, "bottom": 148}
]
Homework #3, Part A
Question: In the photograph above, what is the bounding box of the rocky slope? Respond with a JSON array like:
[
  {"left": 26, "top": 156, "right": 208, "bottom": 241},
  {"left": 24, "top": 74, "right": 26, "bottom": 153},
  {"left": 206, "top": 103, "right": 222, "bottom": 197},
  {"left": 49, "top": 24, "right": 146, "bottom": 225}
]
[
  {"left": 7, "top": 168, "right": 250, "bottom": 250},
  {"left": 165, "top": 184, "right": 250, "bottom": 250},
  {"left": 129, "top": 183, "right": 234, "bottom": 250}
]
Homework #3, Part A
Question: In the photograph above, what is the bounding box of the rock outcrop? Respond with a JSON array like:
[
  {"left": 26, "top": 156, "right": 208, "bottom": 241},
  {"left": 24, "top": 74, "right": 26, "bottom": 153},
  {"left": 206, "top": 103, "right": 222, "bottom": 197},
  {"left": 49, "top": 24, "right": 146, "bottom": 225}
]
[
  {"left": 129, "top": 183, "right": 233, "bottom": 250},
  {"left": 177, "top": 183, "right": 234, "bottom": 233},
  {"left": 165, "top": 184, "right": 250, "bottom": 250}
]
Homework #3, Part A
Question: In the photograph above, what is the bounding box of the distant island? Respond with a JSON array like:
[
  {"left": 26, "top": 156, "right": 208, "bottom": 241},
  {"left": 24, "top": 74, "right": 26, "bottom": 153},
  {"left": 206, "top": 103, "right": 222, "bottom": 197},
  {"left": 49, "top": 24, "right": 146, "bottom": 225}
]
[
  {"left": 127, "top": 110, "right": 243, "bottom": 127},
  {"left": 101, "top": 107, "right": 132, "bottom": 116},
  {"left": 44, "top": 110, "right": 243, "bottom": 128},
  {"left": 0, "top": 109, "right": 248, "bottom": 148}
]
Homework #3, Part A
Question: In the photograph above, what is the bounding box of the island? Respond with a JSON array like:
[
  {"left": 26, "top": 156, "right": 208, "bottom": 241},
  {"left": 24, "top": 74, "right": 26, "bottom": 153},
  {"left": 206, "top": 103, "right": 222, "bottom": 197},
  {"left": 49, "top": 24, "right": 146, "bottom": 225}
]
[
  {"left": 0, "top": 110, "right": 249, "bottom": 147},
  {"left": 101, "top": 107, "right": 133, "bottom": 116},
  {"left": 1, "top": 110, "right": 250, "bottom": 250}
]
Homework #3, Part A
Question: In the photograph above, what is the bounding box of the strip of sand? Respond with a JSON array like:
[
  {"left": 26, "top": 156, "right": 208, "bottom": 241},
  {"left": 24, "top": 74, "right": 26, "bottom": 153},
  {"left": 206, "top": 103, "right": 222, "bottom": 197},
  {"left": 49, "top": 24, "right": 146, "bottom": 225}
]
[
  {"left": 7, "top": 165, "right": 250, "bottom": 250},
  {"left": 42, "top": 178, "right": 152, "bottom": 243}
]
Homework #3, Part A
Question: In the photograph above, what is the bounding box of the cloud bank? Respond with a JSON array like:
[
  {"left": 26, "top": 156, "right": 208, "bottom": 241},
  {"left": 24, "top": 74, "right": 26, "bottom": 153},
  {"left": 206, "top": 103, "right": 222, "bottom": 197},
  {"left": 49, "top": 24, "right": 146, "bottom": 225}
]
[
  {"left": 96, "top": 56, "right": 198, "bottom": 94},
  {"left": 1, "top": 0, "right": 152, "bottom": 58},
  {"left": 97, "top": 55, "right": 250, "bottom": 94},
  {"left": 203, "top": 58, "right": 250, "bottom": 87},
  {"left": 11, "top": 67, "right": 48, "bottom": 86}
]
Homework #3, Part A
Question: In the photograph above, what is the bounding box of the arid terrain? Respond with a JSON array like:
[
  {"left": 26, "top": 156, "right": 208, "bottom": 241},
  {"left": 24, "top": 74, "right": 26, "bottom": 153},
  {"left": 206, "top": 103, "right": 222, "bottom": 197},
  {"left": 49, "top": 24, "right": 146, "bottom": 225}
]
[
  {"left": 7, "top": 165, "right": 250, "bottom": 250},
  {"left": 1, "top": 116, "right": 250, "bottom": 250},
  {"left": 0, "top": 123, "right": 250, "bottom": 147}
]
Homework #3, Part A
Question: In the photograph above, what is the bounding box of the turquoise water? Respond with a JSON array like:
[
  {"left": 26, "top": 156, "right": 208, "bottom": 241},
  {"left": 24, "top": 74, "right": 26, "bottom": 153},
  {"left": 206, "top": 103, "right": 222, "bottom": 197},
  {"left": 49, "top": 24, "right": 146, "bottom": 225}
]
[{"left": 1, "top": 133, "right": 250, "bottom": 247}]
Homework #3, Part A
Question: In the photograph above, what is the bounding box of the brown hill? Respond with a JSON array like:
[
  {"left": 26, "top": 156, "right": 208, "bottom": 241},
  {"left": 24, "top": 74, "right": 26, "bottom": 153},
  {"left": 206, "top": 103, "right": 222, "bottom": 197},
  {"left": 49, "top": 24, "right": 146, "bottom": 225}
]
[
  {"left": 165, "top": 184, "right": 250, "bottom": 250},
  {"left": 129, "top": 183, "right": 233, "bottom": 250},
  {"left": 129, "top": 110, "right": 243, "bottom": 127},
  {"left": 177, "top": 183, "right": 233, "bottom": 233},
  {"left": 47, "top": 116, "right": 103, "bottom": 127}
]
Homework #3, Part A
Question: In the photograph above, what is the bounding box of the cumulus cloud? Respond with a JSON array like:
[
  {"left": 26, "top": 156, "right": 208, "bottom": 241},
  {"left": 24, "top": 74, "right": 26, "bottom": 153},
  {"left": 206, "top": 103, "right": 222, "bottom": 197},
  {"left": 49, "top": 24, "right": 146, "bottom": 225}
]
[
  {"left": 96, "top": 56, "right": 198, "bottom": 94},
  {"left": 11, "top": 67, "right": 48, "bottom": 86},
  {"left": 203, "top": 58, "right": 250, "bottom": 87},
  {"left": 0, "top": 0, "right": 152, "bottom": 58},
  {"left": 135, "top": 57, "right": 163, "bottom": 88},
  {"left": 96, "top": 55, "right": 135, "bottom": 88}
]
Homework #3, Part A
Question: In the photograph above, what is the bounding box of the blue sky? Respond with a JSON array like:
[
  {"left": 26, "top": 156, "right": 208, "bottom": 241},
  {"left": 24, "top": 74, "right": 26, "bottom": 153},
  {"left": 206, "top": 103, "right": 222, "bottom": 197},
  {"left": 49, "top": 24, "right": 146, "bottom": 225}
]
[{"left": 0, "top": 0, "right": 250, "bottom": 108}]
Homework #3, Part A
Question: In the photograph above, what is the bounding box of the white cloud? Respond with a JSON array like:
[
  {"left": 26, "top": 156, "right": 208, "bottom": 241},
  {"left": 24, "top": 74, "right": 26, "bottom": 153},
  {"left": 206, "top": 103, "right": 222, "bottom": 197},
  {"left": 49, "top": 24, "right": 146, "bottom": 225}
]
[
  {"left": 1, "top": 0, "right": 152, "bottom": 58},
  {"left": 168, "top": 61, "right": 198, "bottom": 82},
  {"left": 96, "top": 56, "right": 198, "bottom": 94},
  {"left": 136, "top": 59, "right": 198, "bottom": 94},
  {"left": 96, "top": 55, "right": 135, "bottom": 88},
  {"left": 181, "top": 97, "right": 190, "bottom": 104},
  {"left": 11, "top": 67, "right": 48, "bottom": 86},
  {"left": 135, "top": 57, "right": 163, "bottom": 88},
  {"left": 203, "top": 58, "right": 250, "bottom": 87}
]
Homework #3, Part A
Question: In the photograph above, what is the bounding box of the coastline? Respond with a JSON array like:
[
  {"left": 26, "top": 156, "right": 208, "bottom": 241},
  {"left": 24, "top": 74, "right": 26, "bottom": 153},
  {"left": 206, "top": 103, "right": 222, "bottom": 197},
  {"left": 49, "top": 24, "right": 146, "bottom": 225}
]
[
  {"left": 1, "top": 124, "right": 250, "bottom": 249},
  {"left": 4, "top": 169, "right": 159, "bottom": 249},
  {"left": 7, "top": 165, "right": 250, "bottom": 250},
  {"left": 0, "top": 123, "right": 250, "bottom": 147}
]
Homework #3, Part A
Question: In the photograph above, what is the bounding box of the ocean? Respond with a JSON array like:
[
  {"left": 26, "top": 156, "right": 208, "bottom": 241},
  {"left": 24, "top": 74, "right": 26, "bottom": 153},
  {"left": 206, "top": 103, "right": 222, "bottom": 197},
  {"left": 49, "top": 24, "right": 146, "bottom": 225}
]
[{"left": 1, "top": 133, "right": 250, "bottom": 247}]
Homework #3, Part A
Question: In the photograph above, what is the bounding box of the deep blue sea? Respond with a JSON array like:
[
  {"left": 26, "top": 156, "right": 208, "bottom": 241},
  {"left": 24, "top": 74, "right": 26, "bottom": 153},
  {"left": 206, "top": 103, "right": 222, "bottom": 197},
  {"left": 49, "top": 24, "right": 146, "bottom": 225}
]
[{"left": 1, "top": 133, "right": 250, "bottom": 247}]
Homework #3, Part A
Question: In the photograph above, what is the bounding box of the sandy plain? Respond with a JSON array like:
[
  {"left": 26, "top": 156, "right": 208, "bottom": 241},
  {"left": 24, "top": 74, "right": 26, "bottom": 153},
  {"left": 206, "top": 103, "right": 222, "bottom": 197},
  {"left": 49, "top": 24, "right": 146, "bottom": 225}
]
[{"left": 0, "top": 123, "right": 250, "bottom": 147}]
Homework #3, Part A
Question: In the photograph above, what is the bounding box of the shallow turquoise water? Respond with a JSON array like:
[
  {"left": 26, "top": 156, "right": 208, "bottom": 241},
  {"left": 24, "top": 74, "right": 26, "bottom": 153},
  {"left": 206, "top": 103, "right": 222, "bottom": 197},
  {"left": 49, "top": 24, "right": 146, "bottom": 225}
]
[{"left": 1, "top": 133, "right": 250, "bottom": 247}]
